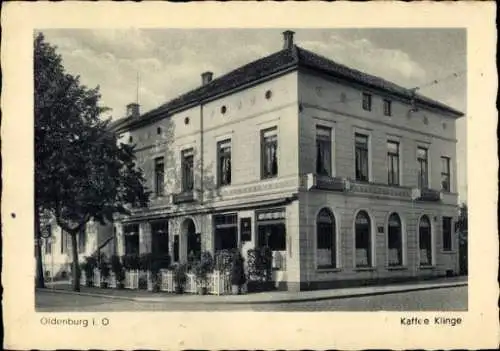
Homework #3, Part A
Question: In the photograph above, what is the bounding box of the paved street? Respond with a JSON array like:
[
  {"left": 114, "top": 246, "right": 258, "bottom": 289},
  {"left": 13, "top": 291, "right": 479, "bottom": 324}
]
[{"left": 36, "top": 285, "right": 467, "bottom": 311}]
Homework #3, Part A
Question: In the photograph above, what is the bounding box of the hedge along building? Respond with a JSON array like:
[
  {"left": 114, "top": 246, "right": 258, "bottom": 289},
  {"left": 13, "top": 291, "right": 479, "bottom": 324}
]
[{"left": 110, "top": 31, "right": 464, "bottom": 291}]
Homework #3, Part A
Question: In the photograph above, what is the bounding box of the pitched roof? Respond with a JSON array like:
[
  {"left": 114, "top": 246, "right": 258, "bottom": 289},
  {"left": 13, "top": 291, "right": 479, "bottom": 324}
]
[{"left": 112, "top": 45, "right": 463, "bottom": 132}]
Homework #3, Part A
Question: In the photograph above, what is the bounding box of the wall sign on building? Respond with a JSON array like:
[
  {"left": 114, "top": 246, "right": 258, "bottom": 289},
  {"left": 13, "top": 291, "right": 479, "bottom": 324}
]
[{"left": 240, "top": 217, "right": 252, "bottom": 242}]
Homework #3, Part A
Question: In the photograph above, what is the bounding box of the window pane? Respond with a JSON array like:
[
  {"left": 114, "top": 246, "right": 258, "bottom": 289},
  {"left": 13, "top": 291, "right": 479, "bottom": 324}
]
[
  {"left": 316, "top": 127, "right": 332, "bottom": 176},
  {"left": 258, "top": 223, "right": 286, "bottom": 250},
  {"left": 442, "top": 217, "right": 452, "bottom": 251},
  {"left": 419, "top": 216, "right": 432, "bottom": 265},
  {"left": 218, "top": 140, "right": 232, "bottom": 186},
  {"left": 388, "top": 213, "right": 402, "bottom": 266},
  {"left": 355, "top": 211, "right": 371, "bottom": 267},
  {"left": 261, "top": 128, "right": 278, "bottom": 178}
]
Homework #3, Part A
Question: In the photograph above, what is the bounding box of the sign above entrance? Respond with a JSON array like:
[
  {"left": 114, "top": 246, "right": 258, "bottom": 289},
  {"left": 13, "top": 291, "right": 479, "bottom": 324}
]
[{"left": 256, "top": 208, "right": 286, "bottom": 221}]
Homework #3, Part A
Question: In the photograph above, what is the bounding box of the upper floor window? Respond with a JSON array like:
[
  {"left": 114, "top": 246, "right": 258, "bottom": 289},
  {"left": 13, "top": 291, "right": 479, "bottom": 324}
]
[
  {"left": 217, "top": 140, "right": 232, "bottom": 186},
  {"left": 362, "top": 92, "right": 372, "bottom": 111},
  {"left": 442, "top": 216, "right": 453, "bottom": 251},
  {"left": 441, "top": 156, "right": 451, "bottom": 192},
  {"left": 417, "top": 147, "right": 429, "bottom": 189},
  {"left": 383, "top": 99, "right": 392, "bottom": 116},
  {"left": 387, "top": 141, "right": 400, "bottom": 186},
  {"left": 154, "top": 157, "right": 165, "bottom": 196},
  {"left": 316, "top": 126, "right": 332, "bottom": 176},
  {"left": 355, "top": 133, "right": 369, "bottom": 182},
  {"left": 181, "top": 149, "right": 194, "bottom": 192},
  {"left": 261, "top": 127, "right": 278, "bottom": 179}
]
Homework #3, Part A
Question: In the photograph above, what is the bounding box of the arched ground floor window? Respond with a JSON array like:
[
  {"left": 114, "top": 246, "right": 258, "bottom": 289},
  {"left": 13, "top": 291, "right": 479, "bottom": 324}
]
[
  {"left": 419, "top": 215, "right": 432, "bottom": 266},
  {"left": 355, "top": 210, "right": 372, "bottom": 267},
  {"left": 388, "top": 213, "right": 403, "bottom": 266},
  {"left": 316, "top": 208, "right": 336, "bottom": 268}
]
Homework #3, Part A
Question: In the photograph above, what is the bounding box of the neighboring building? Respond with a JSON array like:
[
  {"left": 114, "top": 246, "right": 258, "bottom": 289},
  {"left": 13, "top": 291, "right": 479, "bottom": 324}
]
[
  {"left": 39, "top": 219, "right": 114, "bottom": 280},
  {"left": 110, "top": 31, "right": 464, "bottom": 291}
]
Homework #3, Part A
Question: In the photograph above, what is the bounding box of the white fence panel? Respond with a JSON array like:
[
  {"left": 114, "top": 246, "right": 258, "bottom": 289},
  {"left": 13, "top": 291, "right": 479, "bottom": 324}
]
[
  {"left": 125, "top": 270, "right": 139, "bottom": 289},
  {"left": 185, "top": 273, "right": 197, "bottom": 294},
  {"left": 109, "top": 272, "right": 117, "bottom": 288},
  {"left": 160, "top": 270, "right": 175, "bottom": 292}
]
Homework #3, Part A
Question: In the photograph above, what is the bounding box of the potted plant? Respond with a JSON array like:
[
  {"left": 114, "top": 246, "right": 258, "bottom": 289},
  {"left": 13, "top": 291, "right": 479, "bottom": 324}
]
[
  {"left": 98, "top": 255, "right": 110, "bottom": 288},
  {"left": 111, "top": 255, "right": 125, "bottom": 289},
  {"left": 230, "top": 250, "right": 246, "bottom": 295},
  {"left": 194, "top": 251, "right": 213, "bottom": 295},
  {"left": 173, "top": 263, "right": 187, "bottom": 294}
]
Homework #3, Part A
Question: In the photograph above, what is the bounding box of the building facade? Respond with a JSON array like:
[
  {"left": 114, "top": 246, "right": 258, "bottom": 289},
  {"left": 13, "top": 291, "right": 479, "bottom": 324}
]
[
  {"left": 111, "top": 31, "right": 463, "bottom": 291},
  {"left": 39, "top": 220, "right": 114, "bottom": 280}
]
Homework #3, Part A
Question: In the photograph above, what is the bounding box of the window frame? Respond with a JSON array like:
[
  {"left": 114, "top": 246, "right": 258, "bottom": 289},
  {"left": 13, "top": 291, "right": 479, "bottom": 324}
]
[
  {"left": 441, "top": 156, "right": 451, "bottom": 192},
  {"left": 442, "top": 216, "right": 453, "bottom": 251},
  {"left": 315, "top": 208, "right": 337, "bottom": 269},
  {"left": 154, "top": 156, "right": 165, "bottom": 196},
  {"left": 383, "top": 99, "right": 392, "bottom": 116},
  {"left": 418, "top": 215, "right": 433, "bottom": 266},
  {"left": 417, "top": 146, "right": 429, "bottom": 189},
  {"left": 217, "top": 139, "right": 232, "bottom": 187},
  {"left": 387, "top": 140, "right": 400, "bottom": 186},
  {"left": 387, "top": 213, "right": 404, "bottom": 267},
  {"left": 181, "top": 148, "right": 194, "bottom": 192},
  {"left": 355, "top": 133, "right": 370, "bottom": 182},
  {"left": 260, "top": 127, "right": 278, "bottom": 180},
  {"left": 316, "top": 125, "right": 333, "bottom": 177},
  {"left": 362, "top": 92, "right": 372, "bottom": 111},
  {"left": 354, "top": 210, "right": 374, "bottom": 268}
]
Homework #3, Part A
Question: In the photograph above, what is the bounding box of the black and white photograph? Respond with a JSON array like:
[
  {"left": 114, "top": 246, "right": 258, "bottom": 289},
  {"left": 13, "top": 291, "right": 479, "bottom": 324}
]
[
  {"left": 33, "top": 28, "right": 469, "bottom": 312},
  {"left": 2, "top": 3, "right": 497, "bottom": 350}
]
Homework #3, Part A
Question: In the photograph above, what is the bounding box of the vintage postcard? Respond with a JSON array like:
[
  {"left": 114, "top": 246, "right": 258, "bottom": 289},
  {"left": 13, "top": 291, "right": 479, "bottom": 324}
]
[{"left": 2, "top": 2, "right": 498, "bottom": 350}]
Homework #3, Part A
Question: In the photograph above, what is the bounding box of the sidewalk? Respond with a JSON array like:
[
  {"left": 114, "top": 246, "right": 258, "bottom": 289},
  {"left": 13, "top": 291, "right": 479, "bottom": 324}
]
[{"left": 38, "top": 276, "right": 467, "bottom": 305}]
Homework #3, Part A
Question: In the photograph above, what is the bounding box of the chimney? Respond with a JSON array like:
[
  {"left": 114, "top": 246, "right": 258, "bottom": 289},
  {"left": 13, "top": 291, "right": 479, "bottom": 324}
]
[
  {"left": 282, "top": 30, "right": 295, "bottom": 50},
  {"left": 126, "top": 103, "right": 140, "bottom": 118},
  {"left": 201, "top": 71, "right": 213, "bottom": 86}
]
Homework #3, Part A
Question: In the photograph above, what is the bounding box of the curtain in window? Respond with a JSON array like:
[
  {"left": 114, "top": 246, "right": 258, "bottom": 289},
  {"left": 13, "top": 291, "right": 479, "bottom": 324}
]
[
  {"left": 316, "top": 208, "right": 335, "bottom": 268},
  {"left": 419, "top": 216, "right": 432, "bottom": 265},
  {"left": 388, "top": 213, "right": 402, "bottom": 266},
  {"left": 355, "top": 211, "right": 371, "bottom": 267}
]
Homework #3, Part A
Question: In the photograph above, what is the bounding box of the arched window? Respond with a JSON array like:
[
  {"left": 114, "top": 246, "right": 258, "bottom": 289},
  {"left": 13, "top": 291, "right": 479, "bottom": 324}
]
[
  {"left": 419, "top": 215, "right": 432, "bottom": 266},
  {"left": 388, "top": 213, "right": 403, "bottom": 266},
  {"left": 316, "top": 208, "right": 336, "bottom": 268},
  {"left": 355, "top": 211, "right": 372, "bottom": 267}
]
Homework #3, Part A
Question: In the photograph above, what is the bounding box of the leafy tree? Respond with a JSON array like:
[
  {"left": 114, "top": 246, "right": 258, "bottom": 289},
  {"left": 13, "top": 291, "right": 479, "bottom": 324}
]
[{"left": 34, "top": 32, "right": 149, "bottom": 291}]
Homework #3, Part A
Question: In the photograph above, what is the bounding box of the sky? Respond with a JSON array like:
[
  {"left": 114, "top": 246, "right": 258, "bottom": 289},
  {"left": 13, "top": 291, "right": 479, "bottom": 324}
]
[{"left": 40, "top": 28, "right": 467, "bottom": 201}]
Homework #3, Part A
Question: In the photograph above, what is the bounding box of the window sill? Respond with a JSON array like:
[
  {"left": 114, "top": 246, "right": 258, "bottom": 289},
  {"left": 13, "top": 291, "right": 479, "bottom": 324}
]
[
  {"left": 387, "top": 266, "right": 408, "bottom": 271},
  {"left": 419, "top": 265, "right": 436, "bottom": 270},
  {"left": 441, "top": 250, "right": 457, "bottom": 254},
  {"left": 261, "top": 175, "right": 278, "bottom": 181},
  {"left": 316, "top": 267, "right": 341, "bottom": 273},
  {"left": 354, "top": 267, "right": 376, "bottom": 272}
]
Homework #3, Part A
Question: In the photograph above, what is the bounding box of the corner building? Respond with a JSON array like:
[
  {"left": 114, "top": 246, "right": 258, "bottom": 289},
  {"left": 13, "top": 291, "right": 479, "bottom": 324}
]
[{"left": 111, "top": 31, "right": 463, "bottom": 291}]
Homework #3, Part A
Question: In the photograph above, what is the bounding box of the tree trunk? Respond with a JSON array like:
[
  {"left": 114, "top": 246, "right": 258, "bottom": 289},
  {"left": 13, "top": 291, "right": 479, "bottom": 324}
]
[
  {"left": 70, "top": 231, "right": 81, "bottom": 292},
  {"left": 34, "top": 208, "right": 45, "bottom": 289}
]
